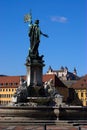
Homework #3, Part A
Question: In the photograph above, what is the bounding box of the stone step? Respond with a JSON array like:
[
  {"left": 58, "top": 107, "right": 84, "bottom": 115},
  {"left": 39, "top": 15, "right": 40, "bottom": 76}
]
[{"left": 0, "top": 119, "right": 73, "bottom": 127}]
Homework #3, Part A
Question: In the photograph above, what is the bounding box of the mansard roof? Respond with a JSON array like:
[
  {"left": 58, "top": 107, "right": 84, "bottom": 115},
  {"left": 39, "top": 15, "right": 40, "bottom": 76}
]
[
  {"left": 0, "top": 75, "right": 26, "bottom": 83},
  {"left": 0, "top": 75, "right": 26, "bottom": 88}
]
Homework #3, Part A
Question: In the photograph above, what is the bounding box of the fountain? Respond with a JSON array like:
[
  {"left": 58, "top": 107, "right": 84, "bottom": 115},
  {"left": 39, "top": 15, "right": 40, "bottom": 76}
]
[
  {"left": 11, "top": 12, "right": 63, "bottom": 119},
  {"left": 0, "top": 12, "right": 63, "bottom": 125}
]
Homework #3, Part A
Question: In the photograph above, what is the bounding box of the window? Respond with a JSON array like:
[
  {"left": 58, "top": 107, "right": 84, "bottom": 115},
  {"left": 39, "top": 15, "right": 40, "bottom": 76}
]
[
  {"left": 6, "top": 89, "right": 8, "bottom": 91},
  {"left": 81, "top": 92, "right": 83, "bottom": 97},
  {"left": 6, "top": 83, "right": 8, "bottom": 86},
  {"left": 84, "top": 79, "right": 86, "bottom": 82},
  {"left": 12, "top": 89, "right": 14, "bottom": 91},
  {"left": 3, "top": 89, "right": 5, "bottom": 92},
  {"left": 9, "top": 83, "right": 13, "bottom": 86},
  {"left": 1, "top": 83, "right": 3, "bottom": 86},
  {"left": 81, "top": 84, "right": 83, "bottom": 86},
  {"left": 14, "top": 83, "right": 18, "bottom": 85}
]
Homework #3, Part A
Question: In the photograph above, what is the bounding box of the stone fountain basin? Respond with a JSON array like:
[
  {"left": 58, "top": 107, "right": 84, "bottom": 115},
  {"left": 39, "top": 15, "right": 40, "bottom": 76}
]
[
  {"left": 0, "top": 106, "right": 57, "bottom": 120},
  {"left": 27, "top": 97, "right": 52, "bottom": 104}
]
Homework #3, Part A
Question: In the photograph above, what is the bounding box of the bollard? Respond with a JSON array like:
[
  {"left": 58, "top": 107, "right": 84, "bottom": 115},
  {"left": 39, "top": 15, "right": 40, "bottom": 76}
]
[{"left": 43, "top": 124, "right": 46, "bottom": 130}]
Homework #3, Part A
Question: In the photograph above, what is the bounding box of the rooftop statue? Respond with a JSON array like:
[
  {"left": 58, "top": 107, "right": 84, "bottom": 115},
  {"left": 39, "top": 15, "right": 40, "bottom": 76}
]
[{"left": 24, "top": 12, "right": 48, "bottom": 57}]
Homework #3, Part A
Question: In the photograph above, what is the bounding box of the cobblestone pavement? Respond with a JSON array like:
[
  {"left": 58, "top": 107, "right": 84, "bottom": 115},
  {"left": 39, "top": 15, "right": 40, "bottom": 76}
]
[{"left": 0, "top": 125, "right": 82, "bottom": 130}]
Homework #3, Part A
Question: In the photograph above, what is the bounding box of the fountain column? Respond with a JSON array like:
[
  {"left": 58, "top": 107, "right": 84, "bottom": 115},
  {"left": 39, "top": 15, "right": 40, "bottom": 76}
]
[{"left": 25, "top": 57, "right": 45, "bottom": 87}]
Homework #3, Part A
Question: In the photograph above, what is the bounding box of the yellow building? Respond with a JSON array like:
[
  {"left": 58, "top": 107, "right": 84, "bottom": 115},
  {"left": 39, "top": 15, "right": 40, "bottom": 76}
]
[
  {"left": 0, "top": 75, "right": 25, "bottom": 105},
  {"left": 0, "top": 86, "right": 17, "bottom": 105},
  {"left": 72, "top": 75, "right": 87, "bottom": 106}
]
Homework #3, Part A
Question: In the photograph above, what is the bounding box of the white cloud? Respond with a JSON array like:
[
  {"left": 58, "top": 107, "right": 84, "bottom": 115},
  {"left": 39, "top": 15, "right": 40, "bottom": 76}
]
[{"left": 51, "top": 16, "right": 68, "bottom": 23}]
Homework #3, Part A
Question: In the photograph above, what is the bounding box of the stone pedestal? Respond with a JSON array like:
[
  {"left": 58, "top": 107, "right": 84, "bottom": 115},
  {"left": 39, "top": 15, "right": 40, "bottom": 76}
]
[{"left": 25, "top": 55, "right": 45, "bottom": 87}]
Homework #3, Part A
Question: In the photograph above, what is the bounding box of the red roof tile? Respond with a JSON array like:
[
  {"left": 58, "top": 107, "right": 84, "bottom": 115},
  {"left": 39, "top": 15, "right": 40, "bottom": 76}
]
[
  {"left": 0, "top": 74, "right": 67, "bottom": 88},
  {"left": 43, "top": 74, "right": 67, "bottom": 88},
  {"left": 72, "top": 75, "right": 87, "bottom": 89},
  {"left": 0, "top": 76, "right": 26, "bottom": 88}
]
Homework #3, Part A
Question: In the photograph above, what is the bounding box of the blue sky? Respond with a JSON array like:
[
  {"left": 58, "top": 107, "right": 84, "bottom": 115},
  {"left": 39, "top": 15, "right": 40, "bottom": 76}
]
[{"left": 0, "top": 0, "right": 86, "bottom": 77}]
